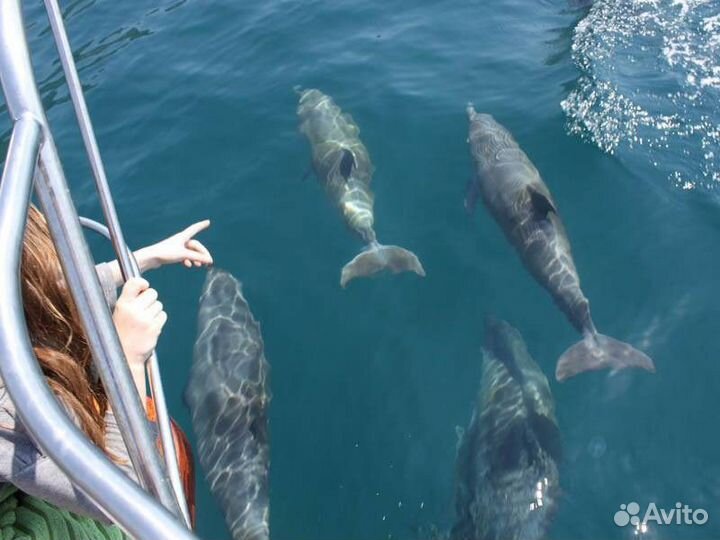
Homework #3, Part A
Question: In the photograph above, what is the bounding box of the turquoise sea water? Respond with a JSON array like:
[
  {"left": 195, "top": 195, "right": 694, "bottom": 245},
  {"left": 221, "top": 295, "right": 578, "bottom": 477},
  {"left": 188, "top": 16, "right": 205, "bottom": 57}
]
[{"left": 2, "top": 0, "right": 720, "bottom": 539}]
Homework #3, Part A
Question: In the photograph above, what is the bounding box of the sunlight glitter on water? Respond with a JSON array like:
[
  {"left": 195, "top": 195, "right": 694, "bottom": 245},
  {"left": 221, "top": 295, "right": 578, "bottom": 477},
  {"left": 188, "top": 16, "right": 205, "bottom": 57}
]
[{"left": 561, "top": 0, "right": 720, "bottom": 190}]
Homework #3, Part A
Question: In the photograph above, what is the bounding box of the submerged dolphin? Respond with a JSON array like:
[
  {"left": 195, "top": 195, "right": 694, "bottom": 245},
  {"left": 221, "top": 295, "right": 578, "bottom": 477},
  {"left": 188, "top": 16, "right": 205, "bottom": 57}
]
[
  {"left": 465, "top": 106, "right": 655, "bottom": 381},
  {"left": 184, "top": 269, "right": 270, "bottom": 540},
  {"left": 451, "top": 318, "right": 561, "bottom": 540},
  {"left": 297, "top": 88, "right": 425, "bottom": 287}
]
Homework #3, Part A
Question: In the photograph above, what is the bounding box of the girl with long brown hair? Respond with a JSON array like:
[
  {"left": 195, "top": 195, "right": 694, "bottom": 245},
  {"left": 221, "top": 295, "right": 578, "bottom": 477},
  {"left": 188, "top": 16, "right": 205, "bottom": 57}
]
[{"left": 0, "top": 205, "right": 212, "bottom": 536}]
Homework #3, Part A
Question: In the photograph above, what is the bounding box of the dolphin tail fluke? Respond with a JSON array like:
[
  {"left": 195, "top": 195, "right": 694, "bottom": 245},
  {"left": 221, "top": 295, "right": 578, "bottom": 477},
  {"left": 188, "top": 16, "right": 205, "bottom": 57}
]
[
  {"left": 340, "top": 243, "right": 425, "bottom": 287},
  {"left": 555, "top": 333, "right": 655, "bottom": 381}
]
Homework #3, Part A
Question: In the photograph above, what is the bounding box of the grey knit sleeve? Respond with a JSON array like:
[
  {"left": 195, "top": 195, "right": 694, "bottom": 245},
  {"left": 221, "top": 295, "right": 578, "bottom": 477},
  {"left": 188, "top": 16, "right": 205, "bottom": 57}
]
[
  {"left": 94, "top": 262, "right": 118, "bottom": 309},
  {"left": 0, "top": 381, "right": 144, "bottom": 522}
]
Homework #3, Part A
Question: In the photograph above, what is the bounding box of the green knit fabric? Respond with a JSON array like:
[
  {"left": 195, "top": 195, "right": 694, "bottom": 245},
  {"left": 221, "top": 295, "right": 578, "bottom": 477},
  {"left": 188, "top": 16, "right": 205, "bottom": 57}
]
[{"left": 0, "top": 484, "right": 130, "bottom": 540}]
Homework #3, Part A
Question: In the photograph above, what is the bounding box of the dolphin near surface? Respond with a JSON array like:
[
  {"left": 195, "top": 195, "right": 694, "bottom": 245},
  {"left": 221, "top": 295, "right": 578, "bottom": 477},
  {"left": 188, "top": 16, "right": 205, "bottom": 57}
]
[
  {"left": 451, "top": 318, "right": 561, "bottom": 540},
  {"left": 184, "top": 269, "right": 270, "bottom": 540},
  {"left": 465, "top": 105, "right": 655, "bottom": 381},
  {"left": 297, "top": 88, "right": 425, "bottom": 287}
]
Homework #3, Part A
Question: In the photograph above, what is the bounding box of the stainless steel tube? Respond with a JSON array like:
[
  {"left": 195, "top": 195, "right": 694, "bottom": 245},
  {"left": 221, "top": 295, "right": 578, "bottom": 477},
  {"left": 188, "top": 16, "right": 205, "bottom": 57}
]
[
  {"left": 0, "top": 116, "right": 199, "bottom": 539},
  {"left": 0, "top": 0, "right": 185, "bottom": 523},
  {"left": 42, "top": 0, "right": 190, "bottom": 523},
  {"left": 42, "top": 0, "right": 135, "bottom": 276},
  {"left": 79, "top": 217, "right": 191, "bottom": 526}
]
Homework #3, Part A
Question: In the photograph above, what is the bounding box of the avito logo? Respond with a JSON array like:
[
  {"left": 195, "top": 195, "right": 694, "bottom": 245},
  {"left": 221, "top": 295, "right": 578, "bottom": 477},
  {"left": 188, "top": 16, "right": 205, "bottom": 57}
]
[{"left": 614, "top": 501, "right": 708, "bottom": 528}]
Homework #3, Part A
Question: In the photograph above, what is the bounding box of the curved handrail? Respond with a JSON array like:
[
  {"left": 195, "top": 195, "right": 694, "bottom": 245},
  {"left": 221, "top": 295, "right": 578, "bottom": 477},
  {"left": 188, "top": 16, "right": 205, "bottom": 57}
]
[
  {"left": 0, "top": 0, "right": 190, "bottom": 529},
  {"left": 41, "top": 0, "right": 190, "bottom": 517},
  {"left": 0, "top": 116, "right": 198, "bottom": 539}
]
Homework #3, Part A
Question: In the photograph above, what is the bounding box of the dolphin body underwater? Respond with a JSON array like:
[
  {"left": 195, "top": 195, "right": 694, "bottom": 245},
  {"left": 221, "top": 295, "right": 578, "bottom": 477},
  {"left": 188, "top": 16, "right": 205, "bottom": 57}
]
[
  {"left": 184, "top": 275, "right": 560, "bottom": 539},
  {"left": 450, "top": 318, "right": 562, "bottom": 540},
  {"left": 184, "top": 269, "right": 271, "bottom": 540},
  {"left": 297, "top": 88, "right": 425, "bottom": 287},
  {"left": 465, "top": 105, "right": 655, "bottom": 381}
]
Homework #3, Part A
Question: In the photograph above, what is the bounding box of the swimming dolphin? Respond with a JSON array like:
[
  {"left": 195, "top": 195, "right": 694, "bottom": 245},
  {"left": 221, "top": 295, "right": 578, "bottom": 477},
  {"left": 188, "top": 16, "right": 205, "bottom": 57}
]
[
  {"left": 465, "top": 105, "right": 655, "bottom": 381},
  {"left": 184, "top": 269, "right": 270, "bottom": 540},
  {"left": 297, "top": 88, "right": 425, "bottom": 287},
  {"left": 451, "top": 317, "right": 561, "bottom": 540}
]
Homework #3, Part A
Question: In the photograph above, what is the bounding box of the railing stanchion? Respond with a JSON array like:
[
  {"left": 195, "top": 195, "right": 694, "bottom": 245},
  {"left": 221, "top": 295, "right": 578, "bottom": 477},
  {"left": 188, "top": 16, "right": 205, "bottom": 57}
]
[
  {"left": 0, "top": 0, "right": 197, "bottom": 534},
  {"left": 42, "top": 0, "right": 190, "bottom": 523},
  {"left": 0, "top": 115, "right": 198, "bottom": 539}
]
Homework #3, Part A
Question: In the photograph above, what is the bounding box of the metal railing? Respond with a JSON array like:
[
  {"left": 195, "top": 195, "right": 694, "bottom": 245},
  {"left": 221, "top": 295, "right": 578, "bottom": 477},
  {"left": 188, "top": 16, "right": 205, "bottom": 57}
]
[
  {"left": 0, "top": 0, "right": 198, "bottom": 537},
  {"left": 77, "top": 215, "right": 190, "bottom": 525},
  {"left": 42, "top": 0, "right": 191, "bottom": 523}
]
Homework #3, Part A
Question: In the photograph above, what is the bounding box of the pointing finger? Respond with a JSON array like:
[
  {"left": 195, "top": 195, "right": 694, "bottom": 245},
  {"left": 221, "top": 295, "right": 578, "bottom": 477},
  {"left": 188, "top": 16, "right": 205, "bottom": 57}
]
[{"left": 182, "top": 220, "right": 211, "bottom": 239}]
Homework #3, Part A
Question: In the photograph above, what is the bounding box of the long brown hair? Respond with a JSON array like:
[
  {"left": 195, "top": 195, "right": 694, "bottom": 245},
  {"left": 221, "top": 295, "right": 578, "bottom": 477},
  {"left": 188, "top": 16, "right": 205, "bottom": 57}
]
[{"left": 21, "top": 205, "right": 109, "bottom": 451}]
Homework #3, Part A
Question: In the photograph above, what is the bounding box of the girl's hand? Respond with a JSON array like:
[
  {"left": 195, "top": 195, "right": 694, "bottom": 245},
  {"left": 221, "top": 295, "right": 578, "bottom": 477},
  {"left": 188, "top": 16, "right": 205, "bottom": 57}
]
[
  {"left": 142, "top": 220, "right": 213, "bottom": 270},
  {"left": 112, "top": 278, "right": 167, "bottom": 368},
  {"left": 103, "top": 221, "right": 214, "bottom": 288}
]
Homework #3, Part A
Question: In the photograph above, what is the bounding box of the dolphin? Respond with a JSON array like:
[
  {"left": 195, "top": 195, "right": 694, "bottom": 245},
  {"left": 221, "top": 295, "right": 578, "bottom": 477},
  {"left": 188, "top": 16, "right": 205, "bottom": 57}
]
[
  {"left": 451, "top": 317, "right": 561, "bottom": 540},
  {"left": 297, "top": 88, "right": 425, "bottom": 287},
  {"left": 465, "top": 105, "right": 655, "bottom": 381},
  {"left": 184, "top": 269, "right": 270, "bottom": 540}
]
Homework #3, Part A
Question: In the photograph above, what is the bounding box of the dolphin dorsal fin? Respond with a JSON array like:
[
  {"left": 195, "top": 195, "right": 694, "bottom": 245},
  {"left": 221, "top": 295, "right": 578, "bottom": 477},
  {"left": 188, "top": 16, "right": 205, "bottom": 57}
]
[
  {"left": 527, "top": 187, "right": 557, "bottom": 221},
  {"left": 529, "top": 410, "right": 563, "bottom": 462},
  {"left": 339, "top": 148, "right": 356, "bottom": 180}
]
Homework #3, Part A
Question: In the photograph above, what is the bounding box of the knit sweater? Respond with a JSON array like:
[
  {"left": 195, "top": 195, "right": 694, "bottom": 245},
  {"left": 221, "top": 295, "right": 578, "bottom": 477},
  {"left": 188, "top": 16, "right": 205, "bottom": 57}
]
[{"left": 0, "top": 483, "right": 129, "bottom": 540}]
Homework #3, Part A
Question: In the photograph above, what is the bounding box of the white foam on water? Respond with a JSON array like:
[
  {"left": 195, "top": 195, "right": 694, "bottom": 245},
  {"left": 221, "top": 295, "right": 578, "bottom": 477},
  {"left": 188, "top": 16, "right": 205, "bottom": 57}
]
[{"left": 561, "top": 0, "right": 720, "bottom": 190}]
